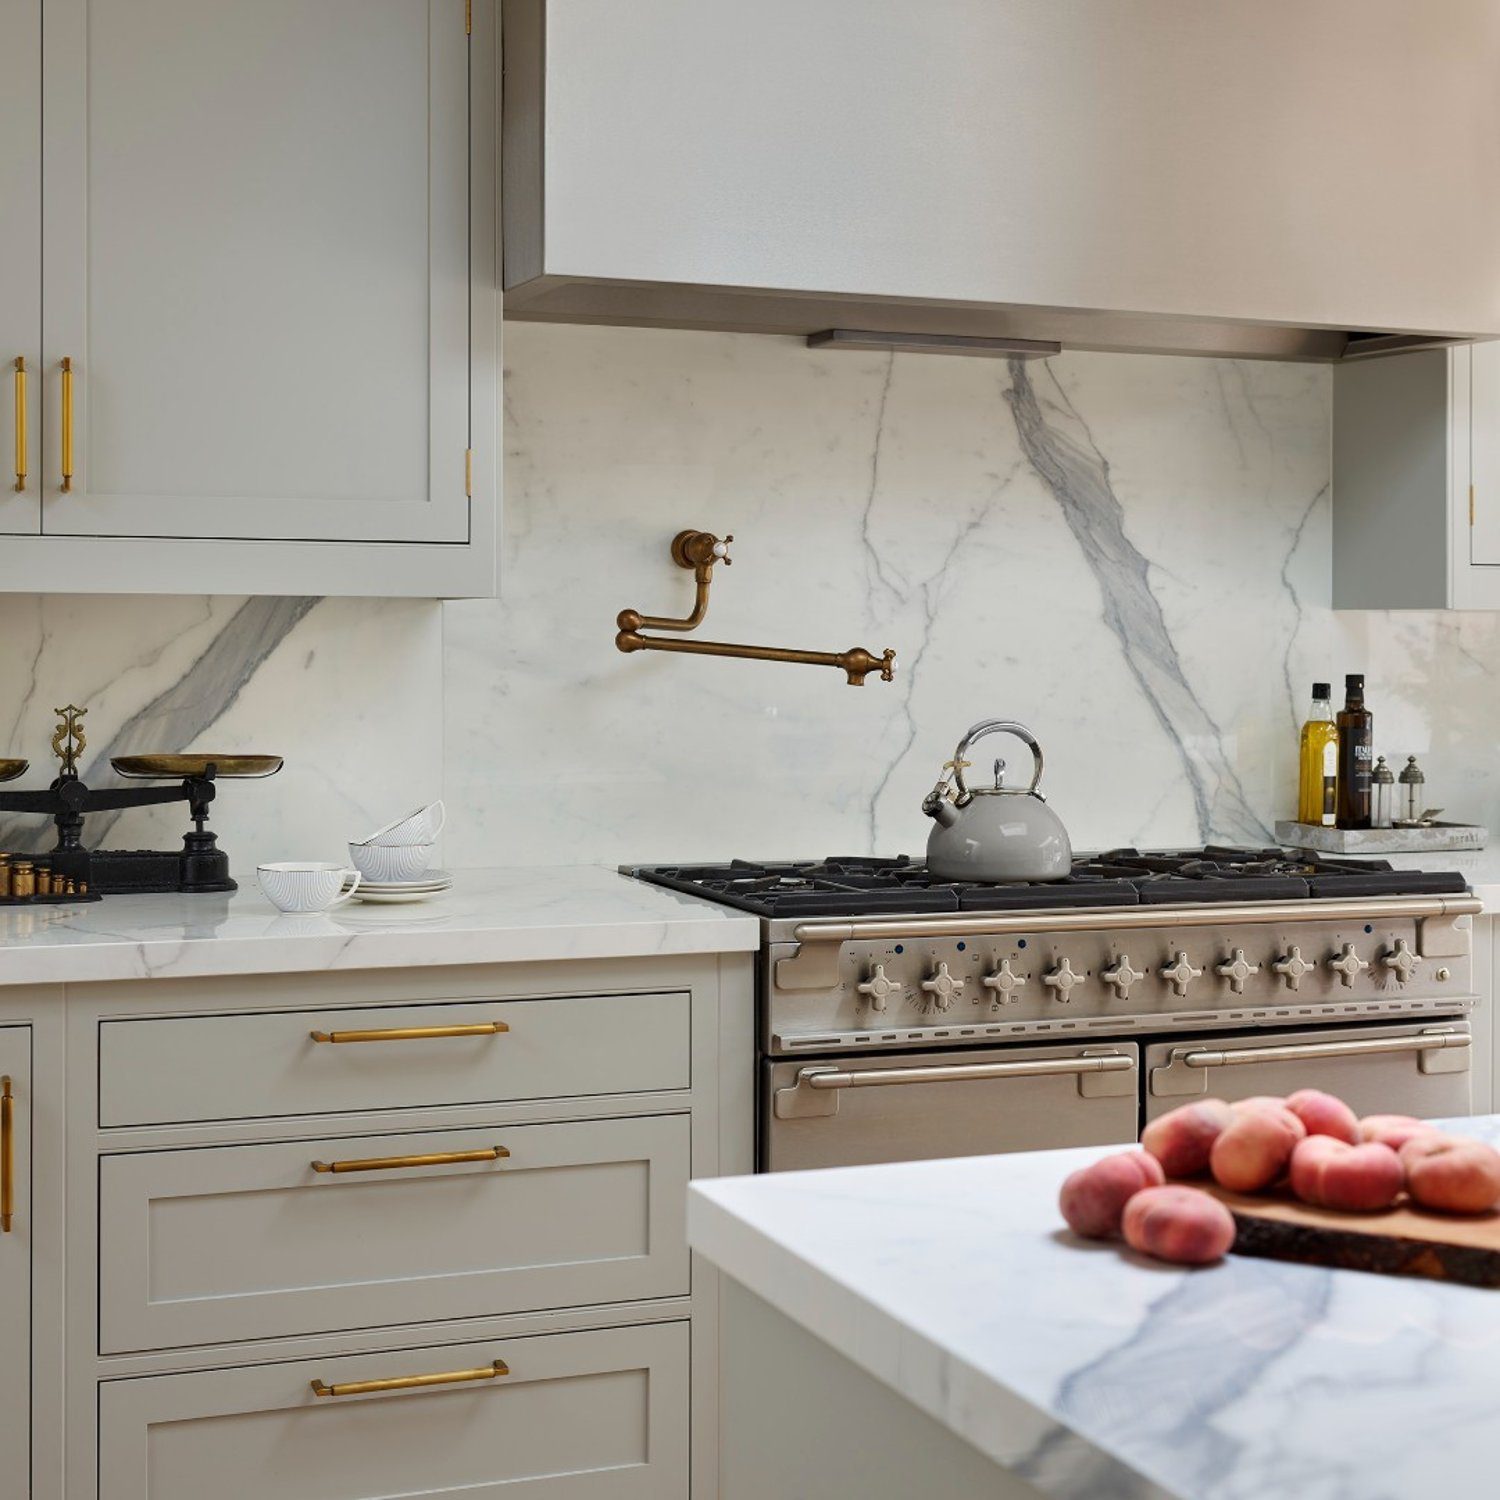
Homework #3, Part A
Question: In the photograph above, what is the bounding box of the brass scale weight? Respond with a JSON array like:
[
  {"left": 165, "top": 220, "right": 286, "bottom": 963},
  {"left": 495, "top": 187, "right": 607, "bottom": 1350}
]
[
  {"left": 616, "top": 530, "right": 897, "bottom": 686},
  {"left": 0, "top": 706, "right": 282, "bottom": 901}
]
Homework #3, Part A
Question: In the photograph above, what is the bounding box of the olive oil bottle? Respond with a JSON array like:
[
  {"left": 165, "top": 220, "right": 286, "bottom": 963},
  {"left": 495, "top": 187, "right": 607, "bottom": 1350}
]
[
  {"left": 1297, "top": 682, "right": 1338, "bottom": 826},
  {"left": 1336, "top": 673, "right": 1374, "bottom": 829}
]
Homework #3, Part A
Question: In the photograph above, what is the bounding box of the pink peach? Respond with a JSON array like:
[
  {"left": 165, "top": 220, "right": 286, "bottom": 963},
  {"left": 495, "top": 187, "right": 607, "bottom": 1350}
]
[
  {"left": 1358, "top": 1114, "right": 1439, "bottom": 1152},
  {"left": 1285, "top": 1089, "right": 1360, "bottom": 1145},
  {"left": 1141, "top": 1099, "right": 1234, "bottom": 1178},
  {"left": 1058, "top": 1151, "right": 1167, "bottom": 1239},
  {"left": 1209, "top": 1105, "right": 1306, "bottom": 1193},
  {"left": 1231, "top": 1095, "right": 1288, "bottom": 1115},
  {"left": 1400, "top": 1135, "right": 1500, "bottom": 1214},
  {"left": 1121, "top": 1185, "right": 1236, "bottom": 1265},
  {"left": 1288, "top": 1136, "right": 1404, "bottom": 1211}
]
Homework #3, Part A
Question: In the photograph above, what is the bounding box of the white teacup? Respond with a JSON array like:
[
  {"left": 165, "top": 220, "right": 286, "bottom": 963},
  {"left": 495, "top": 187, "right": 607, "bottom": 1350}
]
[{"left": 257, "top": 862, "right": 362, "bottom": 913}]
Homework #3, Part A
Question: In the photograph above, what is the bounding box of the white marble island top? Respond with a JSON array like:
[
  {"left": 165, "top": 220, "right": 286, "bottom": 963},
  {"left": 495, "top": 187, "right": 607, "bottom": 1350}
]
[
  {"left": 0, "top": 865, "right": 758, "bottom": 986},
  {"left": 690, "top": 1117, "right": 1500, "bottom": 1500}
]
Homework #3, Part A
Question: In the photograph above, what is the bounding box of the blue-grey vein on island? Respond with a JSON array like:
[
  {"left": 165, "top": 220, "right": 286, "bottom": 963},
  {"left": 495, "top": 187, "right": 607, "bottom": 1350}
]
[
  {"left": 0, "top": 597, "right": 317, "bottom": 851},
  {"left": 1006, "top": 359, "right": 1270, "bottom": 844}
]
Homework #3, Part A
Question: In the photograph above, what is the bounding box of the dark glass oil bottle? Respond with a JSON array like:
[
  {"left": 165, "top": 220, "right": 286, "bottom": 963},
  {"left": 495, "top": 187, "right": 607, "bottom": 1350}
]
[{"left": 1336, "top": 673, "right": 1373, "bottom": 829}]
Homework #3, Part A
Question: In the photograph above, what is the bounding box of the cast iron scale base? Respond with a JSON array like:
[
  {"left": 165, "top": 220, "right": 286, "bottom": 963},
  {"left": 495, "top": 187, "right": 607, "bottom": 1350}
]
[{"left": 0, "top": 707, "right": 282, "bottom": 902}]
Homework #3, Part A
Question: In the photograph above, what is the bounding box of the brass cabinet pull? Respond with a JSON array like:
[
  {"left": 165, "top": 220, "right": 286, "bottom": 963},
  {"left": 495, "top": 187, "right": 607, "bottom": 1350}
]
[
  {"left": 1, "top": 1076, "right": 13, "bottom": 1234},
  {"left": 59, "top": 357, "right": 73, "bottom": 493},
  {"left": 11, "top": 358, "right": 25, "bottom": 492},
  {"left": 309, "top": 1020, "right": 508, "bottom": 1044},
  {"left": 310, "top": 1144, "right": 509, "bottom": 1175},
  {"left": 311, "top": 1359, "right": 508, "bottom": 1399}
]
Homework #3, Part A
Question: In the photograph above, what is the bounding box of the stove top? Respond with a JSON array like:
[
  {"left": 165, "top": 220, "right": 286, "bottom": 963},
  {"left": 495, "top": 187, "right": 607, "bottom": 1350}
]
[{"left": 626, "top": 848, "right": 1470, "bottom": 919}]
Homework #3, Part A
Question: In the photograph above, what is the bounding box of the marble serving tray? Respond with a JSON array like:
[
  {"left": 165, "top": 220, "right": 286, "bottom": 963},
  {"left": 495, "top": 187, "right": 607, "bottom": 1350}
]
[{"left": 1276, "top": 819, "right": 1488, "bottom": 854}]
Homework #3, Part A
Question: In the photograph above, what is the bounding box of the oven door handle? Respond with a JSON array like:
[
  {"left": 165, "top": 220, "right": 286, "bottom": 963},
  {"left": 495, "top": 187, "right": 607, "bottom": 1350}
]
[
  {"left": 1152, "top": 1027, "right": 1470, "bottom": 1097},
  {"left": 774, "top": 1051, "right": 1135, "bottom": 1119}
]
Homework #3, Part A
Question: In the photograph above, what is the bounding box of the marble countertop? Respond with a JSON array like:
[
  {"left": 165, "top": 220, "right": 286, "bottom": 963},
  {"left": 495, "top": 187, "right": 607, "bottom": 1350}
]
[
  {"left": 0, "top": 865, "right": 759, "bottom": 986},
  {"left": 689, "top": 1117, "right": 1500, "bottom": 1500},
  {"left": 1382, "top": 848, "right": 1500, "bottom": 908}
]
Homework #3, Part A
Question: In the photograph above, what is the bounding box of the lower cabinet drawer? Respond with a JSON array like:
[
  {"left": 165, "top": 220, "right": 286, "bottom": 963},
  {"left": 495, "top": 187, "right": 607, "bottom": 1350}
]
[
  {"left": 98, "top": 1321, "right": 689, "bottom": 1500},
  {"left": 99, "top": 1114, "right": 690, "bottom": 1353}
]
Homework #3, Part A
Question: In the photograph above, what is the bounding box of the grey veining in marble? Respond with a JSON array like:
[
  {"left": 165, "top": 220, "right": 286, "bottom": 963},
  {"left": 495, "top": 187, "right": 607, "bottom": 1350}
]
[{"left": 690, "top": 1118, "right": 1500, "bottom": 1500}]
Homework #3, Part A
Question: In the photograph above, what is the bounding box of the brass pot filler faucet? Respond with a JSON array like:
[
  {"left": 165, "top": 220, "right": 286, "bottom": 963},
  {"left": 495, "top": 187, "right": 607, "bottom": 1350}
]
[{"left": 615, "top": 530, "right": 897, "bottom": 686}]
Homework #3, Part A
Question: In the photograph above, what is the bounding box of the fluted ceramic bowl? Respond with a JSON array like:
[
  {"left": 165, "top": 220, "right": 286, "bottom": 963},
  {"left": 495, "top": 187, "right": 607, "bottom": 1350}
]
[{"left": 347, "top": 841, "right": 434, "bottom": 884}]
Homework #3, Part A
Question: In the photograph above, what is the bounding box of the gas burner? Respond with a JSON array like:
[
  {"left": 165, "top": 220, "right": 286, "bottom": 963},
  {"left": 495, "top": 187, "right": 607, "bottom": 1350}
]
[{"left": 627, "top": 847, "right": 1469, "bottom": 919}]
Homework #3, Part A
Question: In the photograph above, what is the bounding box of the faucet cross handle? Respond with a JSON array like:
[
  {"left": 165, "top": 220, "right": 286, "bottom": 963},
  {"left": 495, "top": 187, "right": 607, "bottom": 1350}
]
[{"left": 50, "top": 704, "right": 87, "bottom": 778}]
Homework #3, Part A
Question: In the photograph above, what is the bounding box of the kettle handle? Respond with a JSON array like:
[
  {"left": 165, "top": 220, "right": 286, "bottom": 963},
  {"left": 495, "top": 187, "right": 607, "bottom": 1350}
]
[{"left": 951, "top": 721, "right": 1045, "bottom": 802}]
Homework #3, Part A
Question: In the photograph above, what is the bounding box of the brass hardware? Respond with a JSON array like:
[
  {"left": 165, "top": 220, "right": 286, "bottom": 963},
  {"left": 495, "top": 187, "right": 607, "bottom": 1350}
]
[
  {"left": 311, "top": 1144, "right": 509, "bottom": 1174},
  {"left": 310, "top": 1020, "right": 508, "bottom": 1044},
  {"left": 12, "top": 357, "right": 25, "bottom": 492},
  {"left": 465, "top": 447, "right": 473, "bottom": 497},
  {"left": 50, "top": 706, "right": 86, "bottom": 777},
  {"left": 59, "top": 357, "right": 73, "bottom": 492},
  {"left": 616, "top": 528, "right": 897, "bottom": 685},
  {"left": 311, "top": 1359, "right": 507, "bottom": 1399},
  {"left": 0, "top": 760, "right": 27, "bottom": 784},
  {"left": 1438, "top": 966, "right": 1453, "bottom": 981},
  {"left": 465, "top": 0, "right": 472, "bottom": 34},
  {"left": 111, "top": 753, "right": 283, "bottom": 780},
  {"left": 1, "top": 1075, "right": 12, "bottom": 1233}
]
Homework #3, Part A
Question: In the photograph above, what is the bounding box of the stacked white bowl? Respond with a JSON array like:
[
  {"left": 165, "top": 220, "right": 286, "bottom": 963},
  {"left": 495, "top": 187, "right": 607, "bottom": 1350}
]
[{"left": 348, "top": 800, "right": 444, "bottom": 883}]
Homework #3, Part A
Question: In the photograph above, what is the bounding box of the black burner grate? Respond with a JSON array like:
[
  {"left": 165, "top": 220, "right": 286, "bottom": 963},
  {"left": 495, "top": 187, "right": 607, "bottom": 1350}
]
[{"left": 625, "top": 847, "right": 1469, "bottom": 918}]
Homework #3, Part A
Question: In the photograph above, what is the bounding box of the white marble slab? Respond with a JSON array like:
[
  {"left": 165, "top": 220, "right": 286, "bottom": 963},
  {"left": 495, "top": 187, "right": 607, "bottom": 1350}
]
[
  {"left": 0, "top": 866, "right": 757, "bottom": 986},
  {"left": 689, "top": 1118, "right": 1500, "bottom": 1500}
]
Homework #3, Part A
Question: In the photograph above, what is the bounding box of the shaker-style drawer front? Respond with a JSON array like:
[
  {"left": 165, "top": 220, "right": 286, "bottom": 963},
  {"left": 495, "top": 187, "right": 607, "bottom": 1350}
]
[
  {"left": 98, "top": 1321, "right": 689, "bottom": 1500},
  {"left": 99, "top": 1114, "right": 691, "bottom": 1354},
  {"left": 98, "top": 991, "right": 691, "bottom": 1126}
]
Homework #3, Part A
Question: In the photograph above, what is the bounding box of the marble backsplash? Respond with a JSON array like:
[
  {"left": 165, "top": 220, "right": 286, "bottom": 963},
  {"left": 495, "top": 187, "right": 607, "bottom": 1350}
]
[{"left": 3, "top": 322, "right": 1499, "bottom": 876}]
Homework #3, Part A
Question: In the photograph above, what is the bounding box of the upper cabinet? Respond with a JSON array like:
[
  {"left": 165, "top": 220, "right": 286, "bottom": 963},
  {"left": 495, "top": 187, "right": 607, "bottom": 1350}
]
[
  {"left": 503, "top": 0, "right": 1500, "bottom": 362},
  {"left": 0, "top": 0, "right": 497, "bottom": 597},
  {"left": 1333, "top": 344, "right": 1500, "bottom": 611}
]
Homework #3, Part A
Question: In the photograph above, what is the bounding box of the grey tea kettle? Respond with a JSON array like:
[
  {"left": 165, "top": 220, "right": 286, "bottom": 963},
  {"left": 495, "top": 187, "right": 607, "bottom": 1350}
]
[{"left": 921, "top": 720, "right": 1073, "bottom": 882}]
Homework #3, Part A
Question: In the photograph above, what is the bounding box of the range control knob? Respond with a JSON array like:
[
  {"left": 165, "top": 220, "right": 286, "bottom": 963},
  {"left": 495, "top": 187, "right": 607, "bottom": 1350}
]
[
  {"left": 1100, "top": 955, "right": 1143, "bottom": 999},
  {"left": 981, "top": 957, "right": 1027, "bottom": 1004},
  {"left": 920, "top": 962, "right": 966, "bottom": 1012},
  {"left": 1380, "top": 938, "right": 1421, "bottom": 985},
  {"left": 857, "top": 962, "right": 900, "bottom": 1013},
  {"left": 1159, "top": 951, "right": 1202, "bottom": 997},
  {"left": 1041, "top": 957, "right": 1083, "bottom": 1003},
  {"left": 1327, "top": 944, "right": 1370, "bottom": 988},
  {"left": 1271, "top": 946, "right": 1313, "bottom": 991},
  {"left": 1214, "top": 948, "right": 1262, "bottom": 995}
]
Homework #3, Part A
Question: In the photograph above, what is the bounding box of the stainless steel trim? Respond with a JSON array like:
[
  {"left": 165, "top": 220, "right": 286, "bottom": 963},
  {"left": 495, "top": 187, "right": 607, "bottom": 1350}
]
[
  {"left": 775, "top": 894, "right": 1481, "bottom": 990},
  {"left": 807, "top": 329, "right": 1060, "bottom": 360},
  {"left": 1180, "top": 1031, "right": 1470, "bottom": 1069},
  {"left": 803, "top": 1053, "right": 1132, "bottom": 1090}
]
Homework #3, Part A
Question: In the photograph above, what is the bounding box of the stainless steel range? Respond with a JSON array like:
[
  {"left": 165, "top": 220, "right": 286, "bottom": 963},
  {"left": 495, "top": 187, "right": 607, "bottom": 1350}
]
[{"left": 628, "top": 850, "right": 1482, "bottom": 1171}]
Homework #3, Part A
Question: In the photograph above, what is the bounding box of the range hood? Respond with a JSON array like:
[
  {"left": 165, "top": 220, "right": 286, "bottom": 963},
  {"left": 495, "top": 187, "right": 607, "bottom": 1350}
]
[{"left": 502, "top": 0, "right": 1500, "bottom": 362}]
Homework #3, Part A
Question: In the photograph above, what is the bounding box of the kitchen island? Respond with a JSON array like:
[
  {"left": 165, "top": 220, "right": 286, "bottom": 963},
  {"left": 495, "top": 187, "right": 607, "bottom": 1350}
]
[{"left": 690, "top": 1120, "right": 1500, "bottom": 1500}]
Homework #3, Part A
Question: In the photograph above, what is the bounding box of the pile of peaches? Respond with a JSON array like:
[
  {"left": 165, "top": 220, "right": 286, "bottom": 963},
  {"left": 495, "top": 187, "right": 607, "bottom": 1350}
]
[{"left": 1059, "top": 1091, "right": 1500, "bottom": 1267}]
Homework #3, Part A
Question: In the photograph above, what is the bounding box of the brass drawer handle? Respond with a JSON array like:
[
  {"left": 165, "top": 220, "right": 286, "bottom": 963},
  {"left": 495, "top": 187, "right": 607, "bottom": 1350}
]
[
  {"left": 311, "top": 1359, "right": 509, "bottom": 1399},
  {"left": 310, "top": 1021, "right": 508, "bottom": 1044},
  {"left": 311, "top": 1144, "right": 509, "bottom": 1175},
  {"left": 1, "top": 1075, "right": 12, "bottom": 1234},
  {"left": 59, "top": 357, "right": 73, "bottom": 493},
  {"left": 12, "top": 358, "right": 25, "bottom": 493}
]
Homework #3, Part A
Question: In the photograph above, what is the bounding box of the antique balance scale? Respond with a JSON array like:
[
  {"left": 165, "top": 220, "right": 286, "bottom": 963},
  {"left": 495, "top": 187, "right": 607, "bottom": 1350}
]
[{"left": 0, "top": 706, "right": 280, "bottom": 903}]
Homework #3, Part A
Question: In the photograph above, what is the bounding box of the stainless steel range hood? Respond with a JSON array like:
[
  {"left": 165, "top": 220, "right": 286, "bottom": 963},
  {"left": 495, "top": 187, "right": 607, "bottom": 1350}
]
[{"left": 502, "top": 0, "right": 1500, "bottom": 362}]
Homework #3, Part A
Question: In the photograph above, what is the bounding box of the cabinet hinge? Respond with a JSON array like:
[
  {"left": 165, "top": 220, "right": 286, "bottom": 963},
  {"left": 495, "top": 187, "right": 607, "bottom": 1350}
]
[
  {"left": 1470, "top": 484, "right": 1476, "bottom": 527},
  {"left": 465, "top": 0, "right": 472, "bottom": 35},
  {"left": 465, "top": 448, "right": 473, "bottom": 498}
]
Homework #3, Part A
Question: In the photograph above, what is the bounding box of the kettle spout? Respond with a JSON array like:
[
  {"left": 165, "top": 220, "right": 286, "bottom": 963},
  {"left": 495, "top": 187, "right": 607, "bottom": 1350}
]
[{"left": 922, "top": 791, "right": 959, "bottom": 828}]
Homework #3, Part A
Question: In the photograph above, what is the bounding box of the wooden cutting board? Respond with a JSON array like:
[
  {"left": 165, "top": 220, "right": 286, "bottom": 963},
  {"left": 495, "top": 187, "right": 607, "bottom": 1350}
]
[{"left": 1202, "top": 1184, "right": 1500, "bottom": 1288}]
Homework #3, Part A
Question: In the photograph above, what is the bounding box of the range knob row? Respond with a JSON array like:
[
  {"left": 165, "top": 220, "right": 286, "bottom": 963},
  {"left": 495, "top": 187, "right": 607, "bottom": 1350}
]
[{"left": 859, "top": 939, "right": 1424, "bottom": 1010}]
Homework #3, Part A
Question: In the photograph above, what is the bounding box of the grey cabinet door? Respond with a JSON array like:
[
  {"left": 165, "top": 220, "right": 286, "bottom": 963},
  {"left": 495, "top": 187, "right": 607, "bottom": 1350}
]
[
  {"left": 0, "top": 1027, "right": 30, "bottom": 1500},
  {"left": 40, "top": 0, "right": 477, "bottom": 544},
  {"left": 0, "top": 0, "right": 40, "bottom": 535}
]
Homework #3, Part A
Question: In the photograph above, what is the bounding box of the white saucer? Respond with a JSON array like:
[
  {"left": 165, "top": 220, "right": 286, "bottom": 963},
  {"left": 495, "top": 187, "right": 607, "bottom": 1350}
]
[
  {"left": 354, "top": 870, "right": 452, "bottom": 892},
  {"left": 349, "top": 887, "right": 447, "bottom": 905}
]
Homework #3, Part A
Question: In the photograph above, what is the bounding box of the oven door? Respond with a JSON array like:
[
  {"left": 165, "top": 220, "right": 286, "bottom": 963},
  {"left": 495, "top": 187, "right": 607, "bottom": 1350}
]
[
  {"left": 1144, "top": 1019, "right": 1472, "bottom": 1122},
  {"left": 762, "top": 1041, "right": 1139, "bottom": 1173}
]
